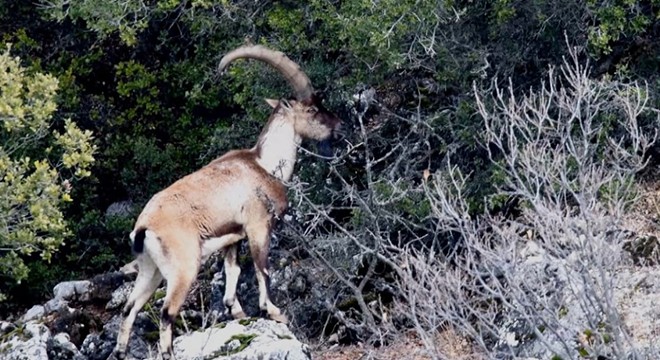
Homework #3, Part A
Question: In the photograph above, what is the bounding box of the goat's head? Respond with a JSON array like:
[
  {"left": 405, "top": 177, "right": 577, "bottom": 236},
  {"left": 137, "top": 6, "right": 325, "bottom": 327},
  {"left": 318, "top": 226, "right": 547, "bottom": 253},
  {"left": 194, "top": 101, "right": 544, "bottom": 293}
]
[{"left": 220, "top": 45, "right": 342, "bottom": 156}]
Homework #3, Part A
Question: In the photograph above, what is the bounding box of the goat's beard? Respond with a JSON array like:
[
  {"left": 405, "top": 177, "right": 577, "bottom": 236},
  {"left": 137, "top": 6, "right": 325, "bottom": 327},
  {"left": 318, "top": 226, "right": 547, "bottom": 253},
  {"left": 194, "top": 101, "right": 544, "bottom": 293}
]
[{"left": 317, "top": 139, "right": 333, "bottom": 158}]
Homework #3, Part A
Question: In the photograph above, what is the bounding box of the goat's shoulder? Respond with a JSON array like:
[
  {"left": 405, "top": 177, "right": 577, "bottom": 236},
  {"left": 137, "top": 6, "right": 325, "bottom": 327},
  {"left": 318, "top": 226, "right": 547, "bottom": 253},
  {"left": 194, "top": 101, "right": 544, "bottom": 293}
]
[{"left": 207, "top": 149, "right": 288, "bottom": 213}]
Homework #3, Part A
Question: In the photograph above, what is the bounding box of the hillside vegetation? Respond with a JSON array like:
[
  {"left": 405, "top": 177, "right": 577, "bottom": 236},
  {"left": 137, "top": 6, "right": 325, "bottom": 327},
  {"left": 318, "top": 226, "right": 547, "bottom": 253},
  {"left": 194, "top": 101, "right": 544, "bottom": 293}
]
[{"left": 1, "top": 1, "right": 658, "bottom": 358}]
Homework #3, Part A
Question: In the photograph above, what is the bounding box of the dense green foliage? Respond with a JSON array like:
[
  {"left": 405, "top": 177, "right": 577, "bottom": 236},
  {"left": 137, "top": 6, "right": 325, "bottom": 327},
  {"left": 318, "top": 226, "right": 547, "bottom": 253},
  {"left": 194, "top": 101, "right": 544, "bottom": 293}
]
[
  {"left": 0, "top": 45, "right": 95, "bottom": 301},
  {"left": 0, "top": 0, "right": 657, "bottom": 317}
]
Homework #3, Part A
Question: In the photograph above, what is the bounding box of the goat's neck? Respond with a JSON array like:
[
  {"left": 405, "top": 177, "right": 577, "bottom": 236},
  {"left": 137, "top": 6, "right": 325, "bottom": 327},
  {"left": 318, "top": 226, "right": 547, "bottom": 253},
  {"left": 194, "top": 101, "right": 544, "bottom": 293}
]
[{"left": 255, "top": 117, "right": 301, "bottom": 182}]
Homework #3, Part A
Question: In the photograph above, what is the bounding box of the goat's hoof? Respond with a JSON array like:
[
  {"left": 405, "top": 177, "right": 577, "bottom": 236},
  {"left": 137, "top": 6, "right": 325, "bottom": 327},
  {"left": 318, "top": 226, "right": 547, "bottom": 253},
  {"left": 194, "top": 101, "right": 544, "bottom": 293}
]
[
  {"left": 231, "top": 309, "right": 247, "bottom": 319},
  {"left": 161, "top": 351, "right": 176, "bottom": 360},
  {"left": 269, "top": 313, "right": 288, "bottom": 324},
  {"left": 109, "top": 349, "right": 126, "bottom": 360}
]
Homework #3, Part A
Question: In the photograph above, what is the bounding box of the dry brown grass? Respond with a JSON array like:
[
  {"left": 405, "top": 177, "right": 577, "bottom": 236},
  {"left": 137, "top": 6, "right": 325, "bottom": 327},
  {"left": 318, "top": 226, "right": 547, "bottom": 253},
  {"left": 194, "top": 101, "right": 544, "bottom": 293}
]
[
  {"left": 312, "top": 329, "right": 481, "bottom": 360},
  {"left": 625, "top": 167, "right": 660, "bottom": 240}
]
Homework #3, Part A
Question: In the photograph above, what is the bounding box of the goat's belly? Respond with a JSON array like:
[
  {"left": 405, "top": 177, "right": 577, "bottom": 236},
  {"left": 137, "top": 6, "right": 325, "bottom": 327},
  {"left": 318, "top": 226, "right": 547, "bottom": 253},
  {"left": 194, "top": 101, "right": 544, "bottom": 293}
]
[{"left": 200, "top": 232, "right": 244, "bottom": 261}]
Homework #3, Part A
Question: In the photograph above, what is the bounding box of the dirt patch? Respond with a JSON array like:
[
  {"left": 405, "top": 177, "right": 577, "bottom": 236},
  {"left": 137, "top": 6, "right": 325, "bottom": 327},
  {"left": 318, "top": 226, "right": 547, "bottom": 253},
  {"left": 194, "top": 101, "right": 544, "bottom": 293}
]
[
  {"left": 312, "top": 329, "right": 481, "bottom": 360},
  {"left": 625, "top": 171, "right": 660, "bottom": 239}
]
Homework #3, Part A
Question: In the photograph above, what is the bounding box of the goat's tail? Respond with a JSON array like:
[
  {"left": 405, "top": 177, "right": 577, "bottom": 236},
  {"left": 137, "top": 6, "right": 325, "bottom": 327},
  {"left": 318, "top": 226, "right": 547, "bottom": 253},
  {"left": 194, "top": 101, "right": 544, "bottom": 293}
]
[{"left": 132, "top": 227, "right": 147, "bottom": 254}]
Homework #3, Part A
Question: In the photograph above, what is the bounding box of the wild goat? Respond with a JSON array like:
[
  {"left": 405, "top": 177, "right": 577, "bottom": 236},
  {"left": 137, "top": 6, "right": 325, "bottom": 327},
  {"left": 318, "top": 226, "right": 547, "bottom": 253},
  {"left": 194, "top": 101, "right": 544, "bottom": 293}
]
[{"left": 112, "top": 45, "right": 342, "bottom": 359}]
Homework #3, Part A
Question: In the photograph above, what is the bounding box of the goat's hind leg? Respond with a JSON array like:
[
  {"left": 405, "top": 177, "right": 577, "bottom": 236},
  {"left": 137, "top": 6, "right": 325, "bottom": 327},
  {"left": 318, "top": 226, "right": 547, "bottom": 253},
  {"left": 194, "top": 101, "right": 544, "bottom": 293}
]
[
  {"left": 156, "top": 248, "right": 200, "bottom": 359},
  {"left": 113, "top": 255, "right": 163, "bottom": 359}
]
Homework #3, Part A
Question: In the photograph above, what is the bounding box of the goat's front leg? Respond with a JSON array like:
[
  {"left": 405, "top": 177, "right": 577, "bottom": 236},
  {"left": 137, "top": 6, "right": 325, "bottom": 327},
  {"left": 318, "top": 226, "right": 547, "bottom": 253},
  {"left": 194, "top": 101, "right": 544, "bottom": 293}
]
[
  {"left": 223, "top": 244, "right": 246, "bottom": 319},
  {"left": 246, "top": 222, "right": 288, "bottom": 324}
]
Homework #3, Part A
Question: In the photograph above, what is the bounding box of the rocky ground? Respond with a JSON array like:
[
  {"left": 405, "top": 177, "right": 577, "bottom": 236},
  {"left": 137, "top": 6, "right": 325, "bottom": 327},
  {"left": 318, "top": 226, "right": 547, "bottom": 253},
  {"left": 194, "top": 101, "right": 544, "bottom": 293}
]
[{"left": 0, "top": 270, "right": 312, "bottom": 360}]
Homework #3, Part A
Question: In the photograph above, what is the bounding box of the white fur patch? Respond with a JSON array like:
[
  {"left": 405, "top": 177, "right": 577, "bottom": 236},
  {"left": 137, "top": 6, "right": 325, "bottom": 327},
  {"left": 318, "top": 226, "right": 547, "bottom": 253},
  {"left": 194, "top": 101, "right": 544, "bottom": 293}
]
[
  {"left": 141, "top": 230, "right": 172, "bottom": 279},
  {"left": 256, "top": 117, "right": 300, "bottom": 182}
]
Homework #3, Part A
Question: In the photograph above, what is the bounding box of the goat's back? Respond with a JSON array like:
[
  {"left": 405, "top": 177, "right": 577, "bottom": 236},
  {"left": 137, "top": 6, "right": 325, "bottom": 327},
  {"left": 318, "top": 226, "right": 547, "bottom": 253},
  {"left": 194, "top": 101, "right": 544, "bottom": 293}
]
[{"left": 134, "top": 149, "right": 288, "bottom": 240}]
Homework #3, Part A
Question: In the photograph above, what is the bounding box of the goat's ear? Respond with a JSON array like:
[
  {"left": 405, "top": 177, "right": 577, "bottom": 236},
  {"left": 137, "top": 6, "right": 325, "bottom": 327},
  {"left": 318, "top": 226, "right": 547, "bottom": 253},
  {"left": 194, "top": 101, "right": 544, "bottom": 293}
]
[
  {"left": 280, "top": 99, "right": 293, "bottom": 109},
  {"left": 265, "top": 98, "right": 279, "bottom": 109}
]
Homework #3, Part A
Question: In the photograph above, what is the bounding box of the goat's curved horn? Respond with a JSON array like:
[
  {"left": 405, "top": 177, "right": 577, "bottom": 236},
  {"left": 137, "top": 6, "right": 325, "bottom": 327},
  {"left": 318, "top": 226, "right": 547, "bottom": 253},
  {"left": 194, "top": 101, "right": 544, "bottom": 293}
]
[{"left": 219, "top": 45, "right": 314, "bottom": 101}]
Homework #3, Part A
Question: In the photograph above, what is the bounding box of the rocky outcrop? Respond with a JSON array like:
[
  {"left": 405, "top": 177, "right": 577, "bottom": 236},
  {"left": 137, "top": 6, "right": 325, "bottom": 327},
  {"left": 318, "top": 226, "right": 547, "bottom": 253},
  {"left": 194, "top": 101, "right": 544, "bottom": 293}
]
[
  {"left": 0, "top": 321, "right": 50, "bottom": 360},
  {"left": 165, "top": 318, "right": 311, "bottom": 360},
  {"left": 0, "top": 258, "right": 315, "bottom": 360}
]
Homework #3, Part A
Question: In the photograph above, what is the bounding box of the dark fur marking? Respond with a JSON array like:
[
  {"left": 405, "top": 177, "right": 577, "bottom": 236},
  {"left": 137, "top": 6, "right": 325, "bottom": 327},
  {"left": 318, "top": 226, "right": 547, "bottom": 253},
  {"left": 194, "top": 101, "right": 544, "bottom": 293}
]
[
  {"left": 160, "top": 240, "right": 169, "bottom": 258},
  {"left": 252, "top": 243, "right": 269, "bottom": 272},
  {"left": 121, "top": 301, "right": 135, "bottom": 318},
  {"left": 317, "top": 139, "right": 333, "bottom": 157},
  {"left": 133, "top": 228, "right": 146, "bottom": 254},
  {"left": 160, "top": 308, "right": 175, "bottom": 327},
  {"left": 255, "top": 140, "right": 264, "bottom": 158},
  {"left": 305, "top": 95, "right": 341, "bottom": 132},
  {"left": 115, "top": 350, "right": 126, "bottom": 360}
]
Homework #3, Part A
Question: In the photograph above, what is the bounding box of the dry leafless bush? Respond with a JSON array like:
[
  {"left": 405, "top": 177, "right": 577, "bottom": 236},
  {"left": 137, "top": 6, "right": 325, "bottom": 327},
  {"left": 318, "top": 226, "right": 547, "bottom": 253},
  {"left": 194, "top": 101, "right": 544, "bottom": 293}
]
[{"left": 395, "top": 45, "right": 658, "bottom": 359}]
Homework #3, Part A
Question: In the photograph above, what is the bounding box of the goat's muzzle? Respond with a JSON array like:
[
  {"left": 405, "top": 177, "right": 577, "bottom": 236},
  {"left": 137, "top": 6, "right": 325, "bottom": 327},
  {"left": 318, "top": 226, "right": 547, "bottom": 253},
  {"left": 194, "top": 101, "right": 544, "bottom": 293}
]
[
  {"left": 317, "top": 122, "right": 344, "bottom": 158},
  {"left": 317, "top": 139, "right": 333, "bottom": 158}
]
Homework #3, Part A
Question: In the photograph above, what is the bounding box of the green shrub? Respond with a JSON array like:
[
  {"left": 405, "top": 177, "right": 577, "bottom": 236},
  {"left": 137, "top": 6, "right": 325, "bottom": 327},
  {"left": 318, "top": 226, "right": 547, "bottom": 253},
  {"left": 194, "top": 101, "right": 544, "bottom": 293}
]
[{"left": 0, "top": 44, "right": 95, "bottom": 302}]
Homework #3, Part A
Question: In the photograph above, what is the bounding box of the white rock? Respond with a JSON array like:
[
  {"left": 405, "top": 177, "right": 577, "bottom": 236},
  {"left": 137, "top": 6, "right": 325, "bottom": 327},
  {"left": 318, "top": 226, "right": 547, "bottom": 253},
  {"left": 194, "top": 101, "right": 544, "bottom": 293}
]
[
  {"left": 50, "top": 332, "right": 85, "bottom": 359},
  {"left": 44, "top": 298, "right": 71, "bottom": 315},
  {"left": 0, "top": 321, "right": 15, "bottom": 334},
  {"left": 0, "top": 321, "right": 50, "bottom": 360},
  {"left": 159, "top": 318, "right": 311, "bottom": 360},
  {"left": 106, "top": 200, "right": 134, "bottom": 219},
  {"left": 106, "top": 281, "right": 134, "bottom": 310},
  {"left": 53, "top": 280, "right": 93, "bottom": 302},
  {"left": 21, "top": 305, "right": 45, "bottom": 322}
]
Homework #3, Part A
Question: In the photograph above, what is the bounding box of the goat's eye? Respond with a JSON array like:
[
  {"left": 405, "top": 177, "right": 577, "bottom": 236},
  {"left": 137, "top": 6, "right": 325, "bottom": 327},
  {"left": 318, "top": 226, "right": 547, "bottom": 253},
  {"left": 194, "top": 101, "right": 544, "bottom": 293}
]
[{"left": 307, "top": 106, "right": 318, "bottom": 114}]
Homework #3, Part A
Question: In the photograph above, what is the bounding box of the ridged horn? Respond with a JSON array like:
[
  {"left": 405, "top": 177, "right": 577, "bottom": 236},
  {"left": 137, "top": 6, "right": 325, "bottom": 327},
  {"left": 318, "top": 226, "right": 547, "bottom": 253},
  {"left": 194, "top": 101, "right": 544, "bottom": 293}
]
[{"left": 219, "top": 45, "right": 314, "bottom": 101}]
